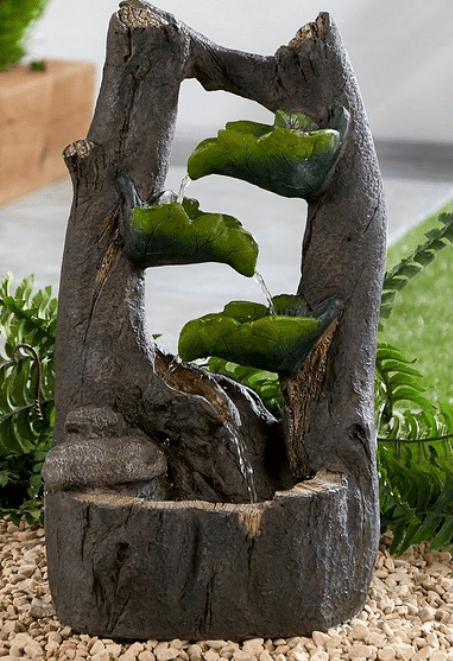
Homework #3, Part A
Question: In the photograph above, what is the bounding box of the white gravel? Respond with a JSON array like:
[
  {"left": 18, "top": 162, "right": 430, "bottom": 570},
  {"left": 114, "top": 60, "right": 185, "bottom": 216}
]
[{"left": 1, "top": 515, "right": 453, "bottom": 661}]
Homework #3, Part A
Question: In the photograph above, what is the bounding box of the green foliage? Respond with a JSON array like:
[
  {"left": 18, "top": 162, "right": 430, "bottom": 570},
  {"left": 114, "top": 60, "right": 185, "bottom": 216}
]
[
  {"left": 0, "top": 449, "right": 48, "bottom": 526},
  {"left": 204, "top": 356, "right": 283, "bottom": 419},
  {"left": 179, "top": 297, "right": 341, "bottom": 375},
  {"left": 0, "top": 273, "right": 57, "bottom": 525},
  {"left": 371, "top": 213, "right": 453, "bottom": 553},
  {"left": 0, "top": 0, "right": 49, "bottom": 71},
  {"left": 125, "top": 195, "right": 259, "bottom": 277},
  {"left": 380, "top": 211, "right": 453, "bottom": 324},
  {"left": 30, "top": 60, "right": 46, "bottom": 72},
  {"left": 377, "top": 454, "right": 453, "bottom": 555},
  {"left": 375, "top": 343, "right": 434, "bottom": 426},
  {"left": 379, "top": 204, "right": 453, "bottom": 404},
  {"left": 374, "top": 340, "right": 453, "bottom": 554},
  {"left": 377, "top": 417, "right": 453, "bottom": 555},
  {"left": 187, "top": 107, "right": 349, "bottom": 199}
]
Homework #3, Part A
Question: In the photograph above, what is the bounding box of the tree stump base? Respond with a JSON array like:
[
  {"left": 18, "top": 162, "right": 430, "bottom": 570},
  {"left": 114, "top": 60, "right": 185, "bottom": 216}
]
[{"left": 45, "top": 470, "right": 375, "bottom": 640}]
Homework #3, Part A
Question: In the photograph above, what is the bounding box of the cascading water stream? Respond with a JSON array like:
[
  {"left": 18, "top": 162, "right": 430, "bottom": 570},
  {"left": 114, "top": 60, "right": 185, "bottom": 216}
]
[
  {"left": 223, "top": 271, "right": 275, "bottom": 503},
  {"left": 228, "top": 426, "right": 258, "bottom": 505},
  {"left": 173, "top": 174, "right": 265, "bottom": 503},
  {"left": 254, "top": 271, "right": 275, "bottom": 313},
  {"left": 177, "top": 173, "right": 191, "bottom": 204},
  {"left": 225, "top": 402, "right": 257, "bottom": 504}
]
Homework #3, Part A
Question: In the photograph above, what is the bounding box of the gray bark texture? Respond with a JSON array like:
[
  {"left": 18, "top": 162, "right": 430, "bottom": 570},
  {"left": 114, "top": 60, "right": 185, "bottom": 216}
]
[{"left": 43, "top": 0, "right": 387, "bottom": 640}]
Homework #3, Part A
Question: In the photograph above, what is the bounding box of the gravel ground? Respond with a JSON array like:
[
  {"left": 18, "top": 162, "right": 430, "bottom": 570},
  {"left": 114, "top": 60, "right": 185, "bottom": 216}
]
[{"left": 1, "top": 515, "right": 453, "bottom": 661}]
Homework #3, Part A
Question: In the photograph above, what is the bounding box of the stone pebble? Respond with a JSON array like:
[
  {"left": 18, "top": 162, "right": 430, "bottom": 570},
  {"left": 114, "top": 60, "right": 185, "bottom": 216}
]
[{"left": 1, "top": 519, "right": 453, "bottom": 661}]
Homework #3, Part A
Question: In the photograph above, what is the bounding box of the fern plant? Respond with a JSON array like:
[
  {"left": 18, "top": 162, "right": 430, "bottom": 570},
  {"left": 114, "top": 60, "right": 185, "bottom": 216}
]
[
  {"left": 375, "top": 342, "right": 453, "bottom": 553},
  {"left": 380, "top": 211, "right": 453, "bottom": 323},
  {"left": 0, "top": 273, "right": 57, "bottom": 525},
  {"left": 373, "top": 210, "right": 453, "bottom": 553}
]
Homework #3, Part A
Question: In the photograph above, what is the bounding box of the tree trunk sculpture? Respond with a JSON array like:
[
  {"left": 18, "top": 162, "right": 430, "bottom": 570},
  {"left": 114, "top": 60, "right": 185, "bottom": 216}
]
[{"left": 43, "top": 0, "right": 387, "bottom": 640}]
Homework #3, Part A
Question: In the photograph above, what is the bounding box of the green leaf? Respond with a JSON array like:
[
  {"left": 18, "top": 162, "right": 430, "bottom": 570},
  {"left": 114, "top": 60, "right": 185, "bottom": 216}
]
[
  {"left": 220, "top": 300, "right": 269, "bottom": 323},
  {"left": 273, "top": 109, "right": 319, "bottom": 132},
  {"left": 376, "top": 343, "right": 415, "bottom": 363},
  {"left": 380, "top": 211, "right": 453, "bottom": 322},
  {"left": 396, "top": 520, "right": 427, "bottom": 555},
  {"left": 122, "top": 191, "right": 259, "bottom": 277},
  {"left": 180, "top": 297, "right": 341, "bottom": 375},
  {"left": 391, "top": 387, "right": 434, "bottom": 410},
  {"left": 440, "top": 403, "right": 453, "bottom": 429},
  {"left": 8, "top": 511, "right": 21, "bottom": 526},
  {"left": 387, "top": 373, "right": 425, "bottom": 389},
  {"left": 14, "top": 274, "right": 35, "bottom": 302},
  {"left": 383, "top": 276, "right": 408, "bottom": 292},
  {"left": 378, "top": 360, "right": 422, "bottom": 377},
  {"left": 0, "top": 0, "right": 50, "bottom": 70},
  {"left": 408, "top": 512, "right": 440, "bottom": 546},
  {"left": 187, "top": 107, "right": 349, "bottom": 200},
  {"left": 430, "top": 518, "right": 453, "bottom": 550},
  {"left": 270, "top": 294, "right": 309, "bottom": 316}
]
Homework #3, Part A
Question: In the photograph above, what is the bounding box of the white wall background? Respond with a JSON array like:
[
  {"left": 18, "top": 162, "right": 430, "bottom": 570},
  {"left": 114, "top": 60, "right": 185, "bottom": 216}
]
[{"left": 29, "top": 0, "right": 453, "bottom": 144}]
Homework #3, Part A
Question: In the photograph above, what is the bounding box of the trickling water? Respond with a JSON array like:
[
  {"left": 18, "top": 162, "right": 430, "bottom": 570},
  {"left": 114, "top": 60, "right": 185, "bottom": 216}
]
[
  {"left": 225, "top": 404, "right": 257, "bottom": 504},
  {"left": 177, "top": 173, "right": 191, "bottom": 204},
  {"left": 254, "top": 271, "right": 276, "bottom": 314},
  {"left": 228, "top": 425, "right": 258, "bottom": 504}
]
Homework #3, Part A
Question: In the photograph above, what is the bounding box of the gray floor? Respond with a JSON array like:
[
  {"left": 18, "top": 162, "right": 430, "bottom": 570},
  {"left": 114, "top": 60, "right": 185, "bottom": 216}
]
[{"left": 1, "top": 143, "right": 452, "bottom": 354}]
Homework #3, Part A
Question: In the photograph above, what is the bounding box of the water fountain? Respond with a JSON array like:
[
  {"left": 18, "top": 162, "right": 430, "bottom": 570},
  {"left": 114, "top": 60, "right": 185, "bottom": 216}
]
[{"left": 42, "top": 0, "right": 386, "bottom": 640}]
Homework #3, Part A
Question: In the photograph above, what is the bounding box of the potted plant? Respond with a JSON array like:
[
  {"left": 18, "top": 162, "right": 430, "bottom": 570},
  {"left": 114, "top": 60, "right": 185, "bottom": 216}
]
[{"left": 0, "top": 0, "right": 96, "bottom": 205}]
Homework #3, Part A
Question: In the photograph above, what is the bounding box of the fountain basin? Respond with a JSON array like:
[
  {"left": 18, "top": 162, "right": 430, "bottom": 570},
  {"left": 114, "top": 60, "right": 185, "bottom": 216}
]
[{"left": 45, "top": 470, "right": 375, "bottom": 640}]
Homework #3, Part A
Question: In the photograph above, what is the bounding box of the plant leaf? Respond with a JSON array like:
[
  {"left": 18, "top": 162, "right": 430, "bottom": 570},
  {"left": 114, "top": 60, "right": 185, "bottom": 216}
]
[
  {"left": 120, "top": 189, "right": 259, "bottom": 277},
  {"left": 180, "top": 297, "right": 341, "bottom": 375},
  {"left": 187, "top": 107, "right": 349, "bottom": 200},
  {"left": 380, "top": 211, "right": 453, "bottom": 322}
]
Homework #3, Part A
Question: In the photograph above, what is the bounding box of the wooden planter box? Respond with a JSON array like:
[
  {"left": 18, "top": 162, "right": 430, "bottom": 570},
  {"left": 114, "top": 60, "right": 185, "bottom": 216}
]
[{"left": 0, "top": 59, "right": 95, "bottom": 206}]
